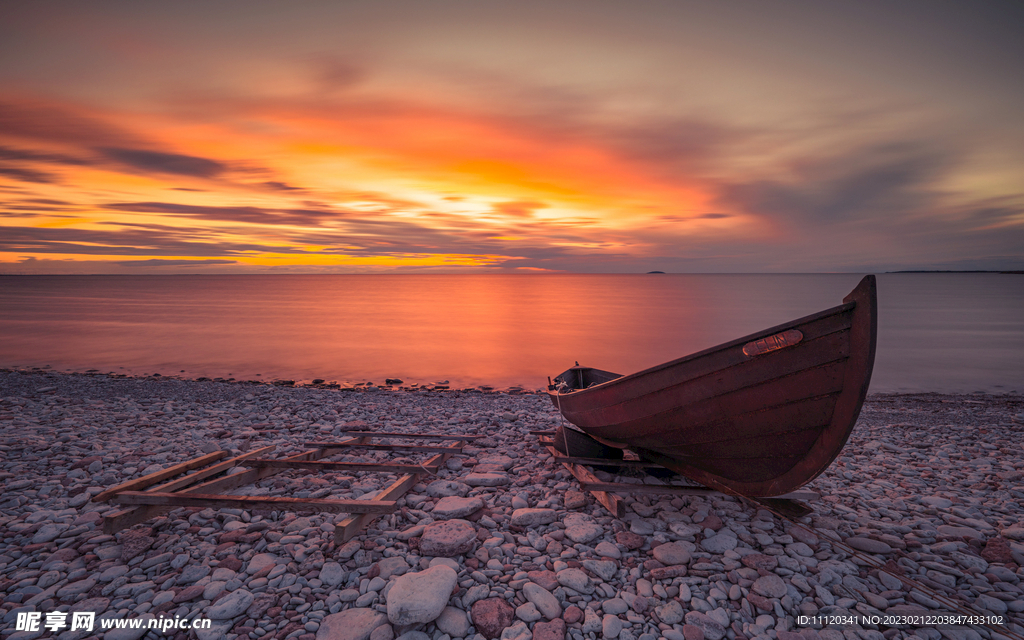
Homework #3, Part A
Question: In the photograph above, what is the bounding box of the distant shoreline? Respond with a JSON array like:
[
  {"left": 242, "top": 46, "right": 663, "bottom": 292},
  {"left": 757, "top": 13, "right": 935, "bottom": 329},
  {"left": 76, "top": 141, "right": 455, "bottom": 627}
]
[{"left": 887, "top": 270, "right": 1024, "bottom": 274}]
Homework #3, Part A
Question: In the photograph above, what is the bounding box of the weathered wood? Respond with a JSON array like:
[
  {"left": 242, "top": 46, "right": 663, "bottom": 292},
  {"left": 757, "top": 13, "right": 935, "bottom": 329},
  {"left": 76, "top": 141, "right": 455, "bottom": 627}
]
[
  {"left": 743, "top": 329, "right": 803, "bottom": 357},
  {"left": 246, "top": 459, "right": 441, "bottom": 473},
  {"left": 113, "top": 491, "right": 397, "bottom": 514},
  {"left": 579, "top": 481, "right": 818, "bottom": 501},
  {"left": 306, "top": 442, "right": 465, "bottom": 454},
  {"left": 92, "top": 450, "right": 228, "bottom": 502},
  {"left": 337, "top": 431, "right": 482, "bottom": 440},
  {"left": 103, "top": 437, "right": 370, "bottom": 534},
  {"left": 333, "top": 443, "right": 462, "bottom": 543},
  {"left": 545, "top": 444, "right": 623, "bottom": 518},
  {"left": 149, "top": 446, "right": 277, "bottom": 493}
]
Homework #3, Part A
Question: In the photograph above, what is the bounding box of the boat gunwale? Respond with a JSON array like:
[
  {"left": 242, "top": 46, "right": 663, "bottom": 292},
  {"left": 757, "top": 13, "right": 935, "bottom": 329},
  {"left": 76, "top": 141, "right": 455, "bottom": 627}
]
[{"left": 550, "top": 297, "right": 857, "bottom": 400}]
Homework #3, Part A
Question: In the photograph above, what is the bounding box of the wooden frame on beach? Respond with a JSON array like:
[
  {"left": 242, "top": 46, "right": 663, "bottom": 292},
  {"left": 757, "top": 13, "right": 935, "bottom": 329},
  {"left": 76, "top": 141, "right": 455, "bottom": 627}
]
[
  {"left": 94, "top": 433, "right": 475, "bottom": 543},
  {"left": 531, "top": 431, "right": 818, "bottom": 518}
]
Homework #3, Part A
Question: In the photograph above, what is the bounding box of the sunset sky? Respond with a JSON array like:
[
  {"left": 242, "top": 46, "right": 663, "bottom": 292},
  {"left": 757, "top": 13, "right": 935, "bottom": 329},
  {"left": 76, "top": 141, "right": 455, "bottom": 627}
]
[{"left": 2, "top": 1, "right": 1023, "bottom": 273}]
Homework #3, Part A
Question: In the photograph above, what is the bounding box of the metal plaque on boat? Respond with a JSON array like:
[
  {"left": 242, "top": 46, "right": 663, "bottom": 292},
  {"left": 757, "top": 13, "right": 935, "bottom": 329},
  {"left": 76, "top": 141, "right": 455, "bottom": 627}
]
[{"left": 742, "top": 329, "right": 803, "bottom": 357}]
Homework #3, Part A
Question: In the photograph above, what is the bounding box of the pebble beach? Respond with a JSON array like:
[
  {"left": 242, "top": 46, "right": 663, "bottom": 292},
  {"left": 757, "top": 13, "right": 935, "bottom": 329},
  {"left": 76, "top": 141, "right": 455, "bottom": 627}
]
[{"left": 2, "top": 369, "right": 1023, "bottom": 640}]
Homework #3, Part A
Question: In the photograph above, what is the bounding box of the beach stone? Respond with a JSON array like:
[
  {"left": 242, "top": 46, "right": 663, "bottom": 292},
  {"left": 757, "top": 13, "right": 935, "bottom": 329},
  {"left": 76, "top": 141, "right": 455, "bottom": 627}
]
[
  {"left": 845, "top": 537, "right": 892, "bottom": 554},
  {"left": 478, "top": 454, "right": 514, "bottom": 469},
  {"left": 532, "top": 618, "right": 566, "bottom": 640},
  {"left": 523, "top": 582, "right": 562, "bottom": 619},
  {"left": 582, "top": 559, "right": 618, "bottom": 581},
  {"left": 556, "top": 568, "right": 595, "bottom": 594},
  {"left": 320, "top": 561, "right": 347, "bottom": 586},
  {"left": 602, "top": 599, "right": 628, "bottom": 615},
  {"left": 57, "top": 578, "right": 97, "bottom": 598},
  {"left": 419, "top": 519, "right": 477, "bottom": 557},
  {"left": 977, "top": 594, "right": 1008, "bottom": 614},
  {"left": 377, "top": 556, "right": 410, "bottom": 579},
  {"left": 463, "top": 583, "right": 491, "bottom": 607},
  {"left": 668, "top": 522, "right": 702, "bottom": 538},
  {"left": 317, "top": 608, "right": 389, "bottom": 640},
  {"left": 563, "top": 513, "right": 603, "bottom": 544},
  {"left": 683, "top": 612, "right": 725, "bottom": 640},
  {"left": 432, "top": 496, "right": 484, "bottom": 519},
  {"left": 563, "top": 606, "right": 583, "bottom": 624},
  {"left": 510, "top": 508, "right": 558, "bottom": 527},
  {"left": 595, "top": 541, "right": 621, "bottom": 558},
  {"left": 208, "top": 588, "right": 254, "bottom": 619},
  {"left": 436, "top": 606, "right": 471, "bottom": 637},
  {"left": 921, "top": 496, "right": 953, "bottom": 509},
  {"left": 120, "top": 531, "right": 155, "bottom": 562},
  {"left": 655, "top": 600, "right": 685, "bottom": 624},
  {"left": 31, "top": 523, "right": 67, "bottom": 543},
  {"left": 516, "top": 602, "right": 542, "bottom": 622},
  {"left": 681, "top": 625, "right": 705, "bottom": 640},
  {"left": 500, "top": 621, "right": 532, "bottom": 640},
  {"left": 752, "top": 574, "right": 787, "bottom": 598},
  {"left": 615, "top": 531, "right": 645, "bottom": 550},
  {"left": 700, "top": 534, "right": 737, "bottom": 554},
  {"left": 581, "top": 608, "right": 602, "bottom": 634},
  {"left": 471, "top": 598, "right": 515, "bottom": 639},
  {"left": 246, "top": 553, "right": 278, "bottom": 574},
  {"left": 465, "top": 473, "right": 510, "bottom": 487},
  {"left": 370, "top": 627, "right": 395, "bottom": 640},
  {"left": 1001, "top": 526, "right": 1024, "bottom": 541},
  {"left": 246, "top": 593, "right": 275, "bottom": 619},
  {"left": 602, "top": 614, "right": 622, "bottom": 639},
  {"left": 527, "top": 570, "right": 559, "bottom": 591},
  {"left": 426, "top": 480, "right": 471, "bottom": 498},
  {"left": 564, "top": 491, "right": 588, "bottom": 509},
  {"left": 981, "top": 537, "right": 1014, "bottom": 563},
  {"left": 937, "top": 525, "right": 984, "bottom": 540},
  {"left": 950, "top": 551, "right": 988, "bottom": 573},
  {"left": 741, "top": 554, "right": 778, "bottom": 571},
  {"left": 653, "top": 542, "right": 692, "bottom": 566},
  {"left": 386, "top": 565, "right": 457, "bottom": 625}
]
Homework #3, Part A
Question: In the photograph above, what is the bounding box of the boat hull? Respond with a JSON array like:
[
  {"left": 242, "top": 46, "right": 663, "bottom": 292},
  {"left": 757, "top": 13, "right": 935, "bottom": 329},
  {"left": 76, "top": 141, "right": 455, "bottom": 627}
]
[{"left": 549, "top": 275, "right": 877, "bottom": 497}]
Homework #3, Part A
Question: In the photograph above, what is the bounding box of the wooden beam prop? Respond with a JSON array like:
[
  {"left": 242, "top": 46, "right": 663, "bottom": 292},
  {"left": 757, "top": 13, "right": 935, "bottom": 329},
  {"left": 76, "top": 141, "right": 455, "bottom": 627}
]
[
  {"left": 333, "top": 440, "right": 463, "bottom": 543},
  {"left": 92, "top": 450, "right": 228, "bottom": 503},
  {"left": 246, "top": 459, "right": 442, "bottom": 473},
  {"left": 113, "top": 491, "right": 397, "bottom": 514},
  {"left": 336, "top": 431, "right": 482, "bottom": 440},
  {"left": 305, "top": 442, "right": 466, "bottom": 454},
  {"left": 544, "top": 444, "right": 624, "bottom": 518}
]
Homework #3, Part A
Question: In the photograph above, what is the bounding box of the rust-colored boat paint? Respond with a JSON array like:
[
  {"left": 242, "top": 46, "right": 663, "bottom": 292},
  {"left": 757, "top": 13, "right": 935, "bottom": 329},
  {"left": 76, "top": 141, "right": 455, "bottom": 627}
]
[{"left": 548, "top": 275, "right": 877, "bottom": 498}]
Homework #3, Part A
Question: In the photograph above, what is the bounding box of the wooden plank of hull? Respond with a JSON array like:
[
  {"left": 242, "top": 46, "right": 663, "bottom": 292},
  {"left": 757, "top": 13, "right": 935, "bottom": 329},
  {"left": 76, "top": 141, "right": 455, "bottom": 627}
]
[
  {"left": 550, "top": 275, "right": 877, "bottom": 497},
  {"left": 588, "top": 360, "right": 847, "bottom": 445},
  {"left": 565, "top": 329, "right": 850, "bottom": 430},
  {"left": 621, "top": 392, "right": 838, "bottom": 449},
  {"left": 556, "top": 304, "right": 854, "bottom": 413}
]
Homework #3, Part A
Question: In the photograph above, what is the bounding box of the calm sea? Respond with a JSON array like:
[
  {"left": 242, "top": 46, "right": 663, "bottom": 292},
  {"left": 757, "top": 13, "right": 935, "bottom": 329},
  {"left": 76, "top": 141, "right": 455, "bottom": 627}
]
[{"left": 1, "top": 274, "right": 1021, "bottom": 394}]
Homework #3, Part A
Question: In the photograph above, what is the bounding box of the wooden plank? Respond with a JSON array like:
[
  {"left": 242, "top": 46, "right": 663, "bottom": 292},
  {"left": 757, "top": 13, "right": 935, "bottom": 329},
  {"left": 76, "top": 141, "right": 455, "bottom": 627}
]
[
  {"left": 246, "top": 459, "right": 442, "bottom": 473},
  {"left": 103, "top": 437, "right": 370, "bottom": 534},
  {"left": 306, "top": 442, "right": 465, "bottom": 454},
  {"left": 579, "top": 482, "right": 818, "bottom": 501},
  {"left": 545, "top": 444, "right": 623, "bottom": 518},
  {"left": 92, "top": 450, "right": 228, "bottom": 502},
  {"left": 149, "top": 446, "right": 277, "bottom": 493},
  {"left": 113, "top": 491, "right": 397, "bottom": 514},
  {"left": 337, "top": 431, "right": 482, "bottom": 440},
  {"left": 333, "top": 442, "right": 462, "bottom": 543}
]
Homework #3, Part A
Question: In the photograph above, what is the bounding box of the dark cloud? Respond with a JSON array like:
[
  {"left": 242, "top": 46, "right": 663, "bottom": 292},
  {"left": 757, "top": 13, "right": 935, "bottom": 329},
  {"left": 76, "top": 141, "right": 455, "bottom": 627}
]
[
  {"left": 104, "top": 201, "right": 344, "bottom": 226},
  {"left": 0, "top": 145, "right": 90, "bottom": 166},
  {"left": 0, "top": 165, "right": 56, "bottom": 183},
  {"left": 717, "top": 144, "right": 949, "bottom": 226},
  {"left": 116, "top": 259, "right": 238, "bottom": 267},
  {"left": 0, "top": 99, "right": 141, "bottom": 148},
  {"left": 97, "top": 147, "right": 227, "bottom": 178},
  {"left": 0, "top": 225, "right": 306, "bottom": 257},
  {"left": 262, "top": 181, "right": 303, "bottom": 191}
]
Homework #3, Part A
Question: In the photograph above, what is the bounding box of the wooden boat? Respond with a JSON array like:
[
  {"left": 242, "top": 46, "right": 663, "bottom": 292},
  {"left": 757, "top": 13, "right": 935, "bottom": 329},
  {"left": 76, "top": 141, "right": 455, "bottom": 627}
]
[{"left": 548, "top": 275, "right": 876, "bottom": 498}]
